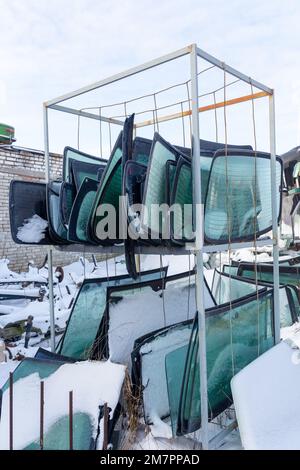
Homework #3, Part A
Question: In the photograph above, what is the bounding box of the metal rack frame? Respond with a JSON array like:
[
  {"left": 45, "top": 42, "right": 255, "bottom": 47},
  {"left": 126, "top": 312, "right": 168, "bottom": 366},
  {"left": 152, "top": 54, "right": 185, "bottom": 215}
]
[{"left": 43, "top": 44, "right": 280, "bottom": 450}]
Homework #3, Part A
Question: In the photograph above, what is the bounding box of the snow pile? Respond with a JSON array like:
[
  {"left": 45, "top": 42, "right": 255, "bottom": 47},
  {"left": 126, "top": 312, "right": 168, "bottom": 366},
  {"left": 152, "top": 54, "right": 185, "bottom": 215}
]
[
  {"left": 108, "top": 279, "right": 201, "bottom": 366},
  {"left": 0, "top": 360, "right": 125, "bottom": 450},
  {"left": 231, "top": 341, "right": 300, "bottom": 450},
  {"left": 0, "top": 259, "right": 16, "bottom": 279},
  {"left": 0, "top": 299, "right": 70, "bottom": 334},
  {"left": 17, "top": 214, "right": 48, "bottom": 243}
]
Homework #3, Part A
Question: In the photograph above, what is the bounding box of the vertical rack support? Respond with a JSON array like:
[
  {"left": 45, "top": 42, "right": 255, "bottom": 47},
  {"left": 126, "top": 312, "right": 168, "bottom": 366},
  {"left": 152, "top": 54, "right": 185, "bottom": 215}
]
[
  {"left": 43, "top": 105, "right": 56, "bottom": 353},
  {"left": 190, "top": 44, "right": 209, "bottom": 450},
  {"left": 269, "top": 93, "right": 280, "bottom": 344}
]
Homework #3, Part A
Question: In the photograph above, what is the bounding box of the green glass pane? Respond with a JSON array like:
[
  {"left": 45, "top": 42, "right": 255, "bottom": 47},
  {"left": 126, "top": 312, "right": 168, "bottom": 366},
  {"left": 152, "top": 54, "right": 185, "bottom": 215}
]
[
  {"left": 67, "top": 178, "right": 98, "bottom": 243},
  {"left": 142, "top": 139, "right": 177, "bottom": 237},
  {"left": 172, "top": 163, "right": 193, "bottom": 242},
  {"left": 177, "top": 290, "right": 275, "bottom": 435},
  {"left": 48, "top": 182, "right": 68, "bottom": 240},
  {"left": 75, "top": 169, "right": 97, "bottom": 187},
  {"left": 71, "top": 160, "right": 105, "bottom": 190},
  {"left": 98, "top": 147, "right": 122, "bottom": 193},
  {"left": 200, "top": 156, "right": 214, "bottom": 202},
  {"left": 211, "top": 270, "right": 265, "bottom": 305},
  {"left": 94, "top": 161, "right": 122, "bottom": 241},
  {"left": 24, "top": 413, "right": 93, "bottom": 450},
  {"left": 166, "top": 344, "right": 189, "bottom": 436},
  {"left": 167, "top": 162, "right": 177, "bottom": 203},
  {"left": 64, "top": 147, "right": 106, "bottom": 184},
  {"left": 135, "top": 153, "right": 149, "bottom": 166},
  {"left": 239, "top": 266, "right": 300, "bottom": 289},
  {"left": 76, "top": 190, "right": 97, "bottom": 241},
  {"left": 59, "top": 282, "right": 107, "bottom": 359},
  {"left": 100, "top": 162, "right": 122, "bottom": 210},
  {"left": 89, "top": 134, "right": 122, "bottom": 240},
  {"left": 289, "top": 287, "right": 300, "bottom": 318},
  {"left": 60, "top": 183, "right": 76, "bottom": 226},
  {"left": 204, "top": 154, "right": 282, "bottom": 243},
  {"left": 58, "top": 270, "right": 166, "bottom": 360},
  {"left": 223, "top": 265, "right": 239, "bottom": 276}
]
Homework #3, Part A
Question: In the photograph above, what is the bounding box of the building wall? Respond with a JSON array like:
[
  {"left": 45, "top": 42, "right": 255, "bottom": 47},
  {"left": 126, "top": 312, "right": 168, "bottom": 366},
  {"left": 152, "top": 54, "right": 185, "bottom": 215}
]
[{"left": 0, "top": 146, "right": 93, "bottom": 272}]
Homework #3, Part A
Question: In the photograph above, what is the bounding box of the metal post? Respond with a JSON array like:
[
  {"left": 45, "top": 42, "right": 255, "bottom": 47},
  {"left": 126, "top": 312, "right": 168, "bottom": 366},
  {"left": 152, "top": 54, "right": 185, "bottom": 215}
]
[
  {"left": 190, "top": 44, "right": 209, "bottom": 450},
  {"left": 269, "top": 94, "right": 280, "bottom": 344},
  {"left": 43, "top": 105, "right": 56, "bottom": 352},
  {"left": 9, "top": 372, "right": 13, "bottom": 450},
  {"left": 47, "top": 247, "right": 56, "bottom": 352}
]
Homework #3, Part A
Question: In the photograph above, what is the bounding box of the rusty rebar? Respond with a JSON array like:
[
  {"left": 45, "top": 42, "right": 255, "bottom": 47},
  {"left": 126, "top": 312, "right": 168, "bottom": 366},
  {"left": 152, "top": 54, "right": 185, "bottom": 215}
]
[
  {"left": 69, "top": 391, "right": 73, "bottom": 450},
  {"left": 103, "top": 403, "right": 109, "bottom": 450},
  {"left": 40, "top": 381, "right": 44, "bottom": 450}
]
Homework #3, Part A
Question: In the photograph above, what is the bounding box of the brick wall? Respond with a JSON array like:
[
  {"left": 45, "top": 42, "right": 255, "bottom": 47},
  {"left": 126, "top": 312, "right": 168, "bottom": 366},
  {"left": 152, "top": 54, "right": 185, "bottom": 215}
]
[{"left": 0, "top": 145, "right": 95, "bottom": 272}]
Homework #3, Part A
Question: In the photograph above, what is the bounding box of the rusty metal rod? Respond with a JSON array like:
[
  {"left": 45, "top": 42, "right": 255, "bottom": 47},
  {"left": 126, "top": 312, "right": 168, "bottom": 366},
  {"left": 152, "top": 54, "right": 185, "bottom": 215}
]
[
  {"left": 69, "top": 391, "right": 73, "bottom": 450},
  {"left": 103, "top": 403, "right": 109, "bottom": 450},
  {"left": 40, "top": 381, "right": 44, "bottom": 450},
  {"left": 9, "top": 372, "right": 13, "bottom": 450}
]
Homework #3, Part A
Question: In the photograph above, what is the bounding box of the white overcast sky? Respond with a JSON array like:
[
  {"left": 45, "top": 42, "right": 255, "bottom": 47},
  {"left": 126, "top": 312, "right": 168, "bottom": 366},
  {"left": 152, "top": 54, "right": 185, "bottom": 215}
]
[{"left": 1, "top": 0, "right": 300, "bottom": 155}]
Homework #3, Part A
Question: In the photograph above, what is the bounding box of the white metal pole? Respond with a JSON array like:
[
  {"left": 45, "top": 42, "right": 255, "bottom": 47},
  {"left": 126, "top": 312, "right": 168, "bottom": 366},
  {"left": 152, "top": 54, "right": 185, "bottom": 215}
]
[
  {"left": 43, "top": 106, "right": 56, "bottom": 352},
  {"left": 269, "top": 94, "right": 280, "bottom": 344},
  {"left": 190, "top": 44, "right": 209, "bottom": 450}
]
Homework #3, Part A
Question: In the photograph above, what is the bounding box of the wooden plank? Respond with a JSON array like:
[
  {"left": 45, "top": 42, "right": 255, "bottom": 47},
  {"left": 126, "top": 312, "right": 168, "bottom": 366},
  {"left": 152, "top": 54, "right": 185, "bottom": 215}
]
[{"left": 135, "top": 91, "right": 269, "bottom": 128}]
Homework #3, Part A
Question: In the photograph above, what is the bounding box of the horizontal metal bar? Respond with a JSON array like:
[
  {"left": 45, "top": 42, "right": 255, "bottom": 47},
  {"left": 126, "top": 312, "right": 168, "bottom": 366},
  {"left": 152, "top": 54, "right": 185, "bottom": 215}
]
[
  {"left": 55, "top": 238, "right": 273, "bottom": 255},
  {"left": 196, "top": 47, "right": 273, "bottom": 95},
  {"left": 49, "top": 104, "right": 124, "bottom": 127},
  {"left": 202, "top": 238, "right": 273, "bottom": 253},
  {"left": 55, "top": 244, "right": 192, "bottom": 255},
  {"left": 136, "top": 91, "right": 268, "bottom": 128},
  {"left": 45, "top": 45, "right": 193, "bottom": 107}
]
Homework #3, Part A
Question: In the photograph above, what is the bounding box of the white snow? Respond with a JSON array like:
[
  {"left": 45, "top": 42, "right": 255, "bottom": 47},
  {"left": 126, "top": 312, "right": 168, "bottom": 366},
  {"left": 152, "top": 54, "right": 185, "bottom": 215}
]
[
  {"left": 0, "top": 360, "right": 125, "bottom": 450},
  {"left": 17, "top": 214, "right": 48, "bottom": 243},
  {"left": 108, "top": 278, "right": 203, "bottom": 367},
  {"left": 231, "top": 341, "right": 300, "bottom": 450}
]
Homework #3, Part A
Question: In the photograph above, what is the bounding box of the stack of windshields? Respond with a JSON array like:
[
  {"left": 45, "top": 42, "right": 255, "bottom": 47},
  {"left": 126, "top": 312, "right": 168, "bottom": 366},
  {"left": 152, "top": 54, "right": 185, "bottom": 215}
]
[
  {"left": 57, "top": 147, "right": 106, "bottom": 244},
  {"left": 56, "top": 267, "right": 169, "bottom": 361},
  {"left": 0, "top": 360, "right": 125, "bottom": 450},
  {"left": 132, "top": 289, "right": 275, "bottom": 437},
  {"left": 90, "top": 115, "right": 153, "bottom": 248},
  {"left": 214, "top": 269, "right": 299, "bottom": 326},
  {"left": 139, "top": 134, "right": 253, "bottom": 247},
  {"left": 169, "top": 142, "right": 254, "bottom": 246},
  {"left": 236, "top": 262, "right": 300, "bottom": 293},
  {"left": 124, "top": 126, "right": 255, "bottom": 276},
  {"left": 9, "top": 114, "right": 282, "bottom": 254},
  {"left": 167, "top": 289, "right": 276, "bottom": 436},
  {"left": 9, "top": 147, "right": 106, "bottom": 246},
  {"left": 131, "top": 272, "right": 299, "bottom": 437}
]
